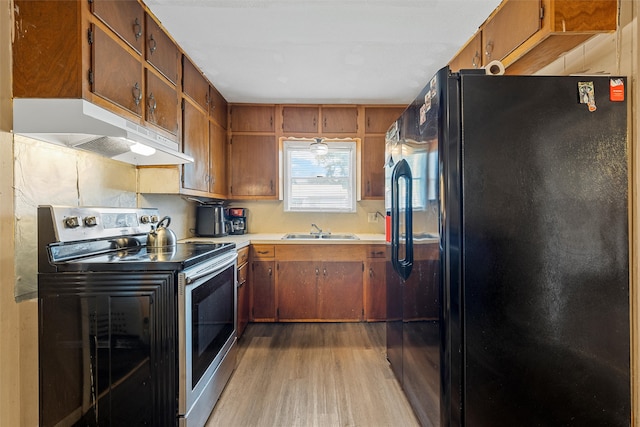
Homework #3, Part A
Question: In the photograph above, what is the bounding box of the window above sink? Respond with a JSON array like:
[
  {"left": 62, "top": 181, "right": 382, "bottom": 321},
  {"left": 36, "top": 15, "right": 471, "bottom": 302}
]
[{"left": 282, "top": 137, "right": 358, "bottom": 213}]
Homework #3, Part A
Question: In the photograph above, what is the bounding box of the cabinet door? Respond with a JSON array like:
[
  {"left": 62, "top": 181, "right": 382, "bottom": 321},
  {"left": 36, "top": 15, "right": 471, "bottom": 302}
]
[
  {"left": 448, "top": 32, "right": 483, "bottom": 72},
  {"left": 362, "top": 135, "right": 386, "bottom": 199},
  {"left": 322, "top": 107, "right": 358, "bottom": 134},
  {"left": 209, "top": 121, "right": 227, "bottom": 196},
  {"left": 182, "top": 56, "right": 209, "bottom": 111},
  {"left": 229, "top": 135, "right": 277, "bottom": 197},
  {"left": 146, "top": 70, "right": 179, "bottom": 136},
  {"left": 237, "top": 262, "right": 250, "bottom": 337},
  {"left": 251, "top": 261, "right": 276, "bottom": 321},
  {"left": 365, "top": 259, "right": 387, "bottom": 321},
  {"left": 317, "top": 261, "right": 363, "bottom": 321},
  {"left": 282, "top": 106, "right": 319, "bottom": 134},
  {"left": 145, "top": 13, "right": 178, "bottom": 84},
  {"left": 92, "top": 25, "right": 143, "bottom": 117},
  {"left": 364, "top": 107, "right": 404, "bottom": 133},
  {"left": 209, "top": 85, "right": 228, "bottom": 128},
  {"left": 91, "top": 0, "right": 144, "bottom": 54},
  {"left": 182, "top": 100, "right": 209, "bottom": 192},
  {"left": 277, "top": 261, "right": 318, "bottom": 320},
  {"left": 482, "top": 0, "right": 540, "bottom": 64},
  {"left": 230, "top": 105, "right": 275, "bottom": 132}
]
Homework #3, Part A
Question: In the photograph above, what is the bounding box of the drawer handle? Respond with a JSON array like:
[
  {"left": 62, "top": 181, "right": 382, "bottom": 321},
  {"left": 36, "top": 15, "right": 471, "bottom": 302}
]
[
  {"left": 133, "top": 17, "right": 142, "bottom": 40},
  {"left": 257, "top": 250, "right": 269, "bottom": 255},
  {"left": 485, "top": 40, "right": 494, "bottom": 60},
  {"left": 472, "top": 50, "right": 480, "bottom": 68},
  {"left": 147, "top": 92, "right": 157, "bottom": 113},
  {"left": 148, "top": 34, "right": 157, "bottom": 54},
  {"left": 132, "top": 82, "right": 142, "bottom": 106}
]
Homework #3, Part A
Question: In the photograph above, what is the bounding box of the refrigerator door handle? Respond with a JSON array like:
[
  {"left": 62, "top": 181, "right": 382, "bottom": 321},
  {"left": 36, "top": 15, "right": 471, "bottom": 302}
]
[{"left": 391, "top": 159, "right": 413, "bottom": 280}]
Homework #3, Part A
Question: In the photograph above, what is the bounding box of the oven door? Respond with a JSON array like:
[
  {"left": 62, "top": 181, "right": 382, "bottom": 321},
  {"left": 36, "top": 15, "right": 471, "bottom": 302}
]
[{"left": 178, "top": 250, "right": 238, "bottom": 425}]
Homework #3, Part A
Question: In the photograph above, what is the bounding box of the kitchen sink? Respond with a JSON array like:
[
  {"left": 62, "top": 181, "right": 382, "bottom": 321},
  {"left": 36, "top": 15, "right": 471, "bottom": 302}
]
[{"left": 282, "top": 233, "right": 359, "bottom": 240}]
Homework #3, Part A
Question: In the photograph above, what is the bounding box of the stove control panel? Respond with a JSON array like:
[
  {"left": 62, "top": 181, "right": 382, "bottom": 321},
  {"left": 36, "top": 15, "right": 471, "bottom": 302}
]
[{"left": 40, "top": 206, "right": 162, "bottom": 243}]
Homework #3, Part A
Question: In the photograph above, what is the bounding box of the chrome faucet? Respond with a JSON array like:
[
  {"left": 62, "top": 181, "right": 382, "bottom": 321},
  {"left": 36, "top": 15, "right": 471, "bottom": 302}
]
[{"left": 310, "top": 223, "right": 322, "bottom": 235}]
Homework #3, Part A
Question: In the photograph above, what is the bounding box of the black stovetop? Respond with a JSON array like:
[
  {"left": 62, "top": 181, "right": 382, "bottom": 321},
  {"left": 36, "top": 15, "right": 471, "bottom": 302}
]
[{"left": 52, "top": 242, "right": 235, "bottom": 272}]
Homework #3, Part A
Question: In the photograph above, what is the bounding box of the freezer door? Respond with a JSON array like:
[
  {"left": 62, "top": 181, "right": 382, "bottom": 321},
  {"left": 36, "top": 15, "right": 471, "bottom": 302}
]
[{"left": 458, "top": 75, "right": 629, "bottom": 426}]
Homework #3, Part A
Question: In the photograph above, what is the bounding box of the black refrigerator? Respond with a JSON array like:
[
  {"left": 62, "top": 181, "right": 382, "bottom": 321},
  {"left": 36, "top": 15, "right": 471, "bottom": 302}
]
[{"left": 385, "top": 66, "right": 630, "bottom": 427}]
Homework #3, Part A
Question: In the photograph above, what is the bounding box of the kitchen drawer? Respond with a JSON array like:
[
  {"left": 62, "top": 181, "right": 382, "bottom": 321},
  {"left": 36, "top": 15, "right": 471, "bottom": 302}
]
[
  {"left": 238, "top": 262, "right": 248, "bottom": 285},
  {"left": 237, "top": 246, "right": 250, "bottom": 266},
  {"left": 251, "top": 245, "right": 275, "bottom": 259},
  {"left": 367, "top": 245, "right": 387, "bottom": 258}
]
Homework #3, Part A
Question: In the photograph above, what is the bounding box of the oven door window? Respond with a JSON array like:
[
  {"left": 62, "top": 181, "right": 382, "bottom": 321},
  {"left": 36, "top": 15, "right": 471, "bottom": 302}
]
[{"left": 191, "top": 264, "right": 235, "bottom": 388}]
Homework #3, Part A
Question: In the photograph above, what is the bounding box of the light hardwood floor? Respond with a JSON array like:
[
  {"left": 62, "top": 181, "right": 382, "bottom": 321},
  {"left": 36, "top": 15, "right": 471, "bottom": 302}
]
[{"left": 206, "top": 322, "right": 419, "bottom": 427}]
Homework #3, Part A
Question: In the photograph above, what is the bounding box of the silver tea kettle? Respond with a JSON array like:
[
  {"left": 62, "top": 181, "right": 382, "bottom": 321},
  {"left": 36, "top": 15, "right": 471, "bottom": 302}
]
[{"left": 147, "top": 216, "right": 177, "bottom": 248}]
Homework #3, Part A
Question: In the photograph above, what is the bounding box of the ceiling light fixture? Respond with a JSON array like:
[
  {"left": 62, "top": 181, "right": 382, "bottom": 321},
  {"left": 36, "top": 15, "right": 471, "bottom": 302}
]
[{"left": 309, "top": 137, "right": 329, "bottom": 155}]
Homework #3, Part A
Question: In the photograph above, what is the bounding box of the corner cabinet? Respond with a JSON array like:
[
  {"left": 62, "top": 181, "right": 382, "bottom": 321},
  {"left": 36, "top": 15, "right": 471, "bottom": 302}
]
[
  {"left": 448, "top": 0, "right": 618, "bottom": 74},
  {"left": 181, "top": 55, "right": 228, "bottom": 198}
]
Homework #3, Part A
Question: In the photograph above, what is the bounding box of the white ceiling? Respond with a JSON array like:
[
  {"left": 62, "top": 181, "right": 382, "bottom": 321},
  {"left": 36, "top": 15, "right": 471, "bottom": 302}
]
[{"left": 144, "top": 0, "right": 502, "bottom": 105}]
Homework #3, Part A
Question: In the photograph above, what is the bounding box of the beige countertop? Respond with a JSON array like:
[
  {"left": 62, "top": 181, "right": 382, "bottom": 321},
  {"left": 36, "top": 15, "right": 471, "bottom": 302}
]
[{"left": 183, "top": 233, "right": 387, "bottom": 249}]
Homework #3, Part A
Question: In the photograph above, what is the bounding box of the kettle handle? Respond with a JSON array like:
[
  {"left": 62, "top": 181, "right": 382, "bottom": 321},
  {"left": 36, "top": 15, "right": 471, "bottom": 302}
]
[{"left": 157, "top": 216, "right": 171, "bottom": 229}]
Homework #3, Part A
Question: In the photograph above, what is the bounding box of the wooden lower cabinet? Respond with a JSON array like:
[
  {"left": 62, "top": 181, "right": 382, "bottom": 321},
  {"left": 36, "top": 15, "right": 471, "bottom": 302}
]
[
  {"left": 365, "top": 259, "right": 387, "bottom": 321},
  {"left": 317, "top": 261, "right": 363, "bottom": 321},
  {"left": 250, "top": 260, "right": 276, "bottom": 321},
  {"left": 277, "top": 260, "right": 364, "bottom": 321},
  {"left": 277, "top": 261, "right": 318, "bottom": 320}
]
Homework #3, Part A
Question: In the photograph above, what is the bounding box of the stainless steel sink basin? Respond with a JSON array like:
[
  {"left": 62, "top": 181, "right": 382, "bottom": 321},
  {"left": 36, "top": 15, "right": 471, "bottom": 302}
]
[
  {"left": 282, "top": 233, "right": 359, "bottom": 240},
  {"left": 282, "top": 233, "right": 320, "bottom": 239}
]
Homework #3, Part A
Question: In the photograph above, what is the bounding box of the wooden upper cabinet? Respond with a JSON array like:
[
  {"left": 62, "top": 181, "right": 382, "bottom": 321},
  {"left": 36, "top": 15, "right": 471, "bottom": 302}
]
[
  {"left": 209, "top": 121, "right": 227, "bottom": 197},
  {"left": 145, "top": 14, "right": 178, "bottom": 85},
  {"left": 482, "top": 0, "right": 541, "bottom": 64},
  {"left": 282, "top": 106, "right": 319, "bottom": 134},
  {"left": 362, "top": 135, "right": 386, "bottom": 199},
  {"left": 448, "top": 32, "right": 483, "bottom": 72},
  {"left": 13, "top": 0, "right": 83, "bottom": 98},
  {"left": 229, "top": 135, "right": 277, "bottom": 198},
  {"left": 91, "top": 24, "right": 143, "bottom": 117},
  {"left": 209, "top": 85, "right": 228, "bottom": 128},
  {"left": 230, "top": 105, "right": 275, "bottom": 132},
  {"left": 145, "top": 69, "right": 178, "bottom": 136},
  {"left": 182, "top": 56, "right": 209, "bottom": 111},
  {"left": 182, "top": 100, "right": 210, "bottom": 193},
  {"left": 364, "top": 107, "right": 404, "bottom": 134},
  {"left": 322, "top": 107, "right": 358, "bottom": 134},
  {"left": 448, "top": 0, "right": 619, "bottom": 75},
  {"left": 91, "top": 0, "right": 144, "bottom": 54}
]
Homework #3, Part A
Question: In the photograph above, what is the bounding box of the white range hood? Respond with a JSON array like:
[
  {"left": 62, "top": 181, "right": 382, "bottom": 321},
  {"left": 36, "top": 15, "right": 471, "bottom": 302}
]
[{"left": 13, "top": 98, "right": 193, "bottom": 166}]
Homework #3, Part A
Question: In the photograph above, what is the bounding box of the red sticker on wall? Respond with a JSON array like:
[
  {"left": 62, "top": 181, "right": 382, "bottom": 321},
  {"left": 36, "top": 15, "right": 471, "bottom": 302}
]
[{"left": 610, "top": 78, "right": 625, "bottom": 102}]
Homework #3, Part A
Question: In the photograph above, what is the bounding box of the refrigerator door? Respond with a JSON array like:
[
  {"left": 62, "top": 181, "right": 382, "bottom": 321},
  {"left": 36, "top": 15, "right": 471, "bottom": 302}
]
[
  {"left": 387, "top": 69, "right": 445, "bottom": 427},
  {"left": 457, "top": 75, "right": 629, "bottom": 426}
]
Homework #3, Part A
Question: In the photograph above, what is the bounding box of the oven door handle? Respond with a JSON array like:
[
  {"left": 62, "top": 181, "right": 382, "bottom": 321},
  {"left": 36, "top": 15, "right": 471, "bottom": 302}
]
[{"left": 185, "top": 252, "right": 238, "bottom": 285}]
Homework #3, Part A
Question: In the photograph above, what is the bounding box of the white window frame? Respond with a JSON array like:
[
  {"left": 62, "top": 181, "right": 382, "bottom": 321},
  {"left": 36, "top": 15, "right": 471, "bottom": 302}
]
[{"left": 282, "top": 138, "right": 358, "bottom": 213}]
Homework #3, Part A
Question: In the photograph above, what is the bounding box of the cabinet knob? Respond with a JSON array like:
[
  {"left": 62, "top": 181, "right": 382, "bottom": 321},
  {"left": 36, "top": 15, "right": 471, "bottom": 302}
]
[{"left": 268, "top": 268, "right": 272, "bottom": 276}]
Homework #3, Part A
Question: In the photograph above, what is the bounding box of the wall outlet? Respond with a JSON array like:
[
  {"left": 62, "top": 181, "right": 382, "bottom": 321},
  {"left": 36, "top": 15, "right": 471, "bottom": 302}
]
[{"left": 367, "top": 213, "right": 378, "bottom": 223}]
